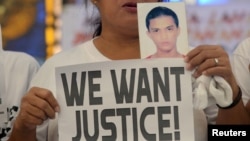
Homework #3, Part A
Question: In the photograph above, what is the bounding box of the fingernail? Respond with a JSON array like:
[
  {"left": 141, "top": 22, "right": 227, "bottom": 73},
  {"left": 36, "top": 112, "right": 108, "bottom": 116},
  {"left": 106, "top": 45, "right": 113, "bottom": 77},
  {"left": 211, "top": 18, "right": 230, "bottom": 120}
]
[
  {"left": 55, "top": 106, "right": 60, "bottom": 113},
  {"left": 184, "top": 56, "right": 188, "bottom": 62},
  {"left": 193, "top": 71, "right": 200, "bottom": 78},
  {"left": 186, "top": 63, "right": 191, "bottom": 70},
  {"left": 202, "top": 71, "right": 207, "bottom": 75}
]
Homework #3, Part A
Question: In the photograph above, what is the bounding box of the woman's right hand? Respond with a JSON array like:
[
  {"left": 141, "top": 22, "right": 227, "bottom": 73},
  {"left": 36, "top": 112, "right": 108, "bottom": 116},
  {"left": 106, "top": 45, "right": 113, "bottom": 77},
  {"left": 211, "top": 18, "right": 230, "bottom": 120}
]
[{"left": 14, "top": 87, "right": 60, "bottom": 131}]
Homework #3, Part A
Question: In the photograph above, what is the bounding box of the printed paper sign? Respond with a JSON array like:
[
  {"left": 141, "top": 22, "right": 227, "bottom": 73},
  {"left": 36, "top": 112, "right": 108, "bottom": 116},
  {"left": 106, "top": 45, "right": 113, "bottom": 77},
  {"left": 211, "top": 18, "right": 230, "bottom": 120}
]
[{"left": 56, "top": 59, "right": 195, "bottom": 141}]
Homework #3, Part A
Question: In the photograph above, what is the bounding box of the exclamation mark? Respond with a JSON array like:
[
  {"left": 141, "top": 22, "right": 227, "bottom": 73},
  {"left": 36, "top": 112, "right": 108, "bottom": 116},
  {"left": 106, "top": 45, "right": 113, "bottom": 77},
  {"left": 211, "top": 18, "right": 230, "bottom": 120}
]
[{"left": 174, "top": 106, "right": 180, "bottom": 140}]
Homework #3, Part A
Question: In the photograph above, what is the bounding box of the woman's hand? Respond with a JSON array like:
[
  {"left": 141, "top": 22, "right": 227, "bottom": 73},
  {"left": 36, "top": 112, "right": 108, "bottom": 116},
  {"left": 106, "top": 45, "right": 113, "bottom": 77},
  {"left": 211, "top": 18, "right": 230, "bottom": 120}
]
[
  {"left": 14, "top": 87, "right": 60, "bottom": 131},
  {"left": 184, "top": 45, "right": 239, "bottom": 95}
]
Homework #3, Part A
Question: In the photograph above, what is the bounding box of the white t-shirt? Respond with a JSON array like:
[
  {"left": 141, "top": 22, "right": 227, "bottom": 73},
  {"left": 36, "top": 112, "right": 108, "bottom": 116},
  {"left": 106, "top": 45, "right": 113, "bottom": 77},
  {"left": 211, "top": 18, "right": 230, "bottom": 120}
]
[
  {"left": 232, "top": 37, "right": 250, "bottom": 105},
  {"left": 0, "top": 50, "right": 40, "bottom": 141},
  {"left": 33, "top": 39, "right": 217, "bottom": 141}
]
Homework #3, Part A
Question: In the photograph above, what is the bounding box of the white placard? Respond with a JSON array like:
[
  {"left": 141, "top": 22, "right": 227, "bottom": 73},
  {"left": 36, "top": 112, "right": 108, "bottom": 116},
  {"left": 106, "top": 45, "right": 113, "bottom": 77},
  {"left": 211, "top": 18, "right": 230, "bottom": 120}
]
[{"left": 56, "top": 59, "right": 195, "bottom": 141}]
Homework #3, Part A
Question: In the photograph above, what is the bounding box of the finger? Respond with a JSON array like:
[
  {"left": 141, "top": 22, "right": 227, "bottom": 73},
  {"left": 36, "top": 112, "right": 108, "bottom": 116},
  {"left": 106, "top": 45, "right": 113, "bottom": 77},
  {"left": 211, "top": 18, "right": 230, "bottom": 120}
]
[
  {"left": 28, "top": 87, "right": 59, "bottom": 118},
  {"left": 201, "top": 66, "right": 230, "bottom": 77},
  {"left": 35, "top": 88, "right": 60, "bottom": 112},
  {"left": 185, "top": 45, "right": 217, "bottom": 61},
  {"left": 21, "top": 100, "right": 48, "bottom": 121},
  {"left": 18, "top": 107, "right": 45, "bottom": 126},
  {"left": 185, "top": 48, "right": 219, "bottom": 70},
  {"left": 16, "top": 104, "right": 45, "bottom": 130},
  {"left": 194, "top": 57, "right": 226, "bottom": 77},
  {"left": 185, "top": 46, "right": 228, "bottom": 71},
  {"left": 21, "top": 92, "right": 55, "bottom": 120},
  {"left": 186, "top": 51, "right": 219, "bottom": 71}
]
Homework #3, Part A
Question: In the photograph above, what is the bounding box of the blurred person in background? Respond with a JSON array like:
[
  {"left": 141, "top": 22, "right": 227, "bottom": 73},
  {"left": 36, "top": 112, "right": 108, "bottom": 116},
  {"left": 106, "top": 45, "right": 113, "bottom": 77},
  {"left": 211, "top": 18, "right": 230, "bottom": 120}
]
[
  {"left": 231, "top": 37, "right": 250, "bottom": 122},
  {"left": 0, "top": 26, "right": 40, "bottom": 141}
]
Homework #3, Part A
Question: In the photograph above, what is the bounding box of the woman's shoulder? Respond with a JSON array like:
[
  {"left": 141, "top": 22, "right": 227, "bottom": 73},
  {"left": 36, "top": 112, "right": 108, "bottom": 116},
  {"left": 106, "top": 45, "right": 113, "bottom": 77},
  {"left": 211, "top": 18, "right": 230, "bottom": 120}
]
[{"left": 3, "top": 51, "right": 40, "bottom": 69}]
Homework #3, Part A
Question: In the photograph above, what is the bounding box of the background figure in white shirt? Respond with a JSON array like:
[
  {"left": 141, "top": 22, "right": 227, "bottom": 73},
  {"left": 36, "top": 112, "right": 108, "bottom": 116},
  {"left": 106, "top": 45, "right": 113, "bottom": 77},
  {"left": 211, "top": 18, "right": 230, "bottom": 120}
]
[
  {"left": 232, "top": 37, "right": 250, "bottom": 121},
  {"left": 0, "top": 40, "right": 40, "bottom": 140}
]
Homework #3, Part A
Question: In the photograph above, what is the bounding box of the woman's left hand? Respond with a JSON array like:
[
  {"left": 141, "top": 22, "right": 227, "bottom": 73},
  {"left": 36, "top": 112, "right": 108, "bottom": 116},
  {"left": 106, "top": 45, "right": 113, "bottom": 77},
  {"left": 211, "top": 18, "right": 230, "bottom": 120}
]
[{"left": 184, "top": 45, "right": 239, "bottom": 95}]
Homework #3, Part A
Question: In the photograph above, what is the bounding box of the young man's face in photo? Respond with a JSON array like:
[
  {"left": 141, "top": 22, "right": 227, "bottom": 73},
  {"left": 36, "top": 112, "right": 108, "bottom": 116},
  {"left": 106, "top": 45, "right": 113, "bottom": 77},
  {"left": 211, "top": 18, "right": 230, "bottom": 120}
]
[{"left": 147, "top": 15, "right": 180, "bottom": 52}]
